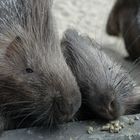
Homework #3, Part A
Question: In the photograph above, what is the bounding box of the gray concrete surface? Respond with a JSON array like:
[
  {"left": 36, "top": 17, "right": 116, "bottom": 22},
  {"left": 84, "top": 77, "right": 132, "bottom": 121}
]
[{"left": 0, "top": 114, "right": 140, "bottom": 140}]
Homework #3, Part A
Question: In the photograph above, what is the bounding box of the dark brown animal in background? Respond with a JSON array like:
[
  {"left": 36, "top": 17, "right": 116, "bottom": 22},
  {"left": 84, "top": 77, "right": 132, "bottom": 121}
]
[
  {"left": 0, "top": 0, "right": 81, "bottom": 131},
  {"left": 61, "top": 29, "right": 140, "bottom": 121},
  {"left": 106, "top": 0, "right": 140, "bottom": 61}
]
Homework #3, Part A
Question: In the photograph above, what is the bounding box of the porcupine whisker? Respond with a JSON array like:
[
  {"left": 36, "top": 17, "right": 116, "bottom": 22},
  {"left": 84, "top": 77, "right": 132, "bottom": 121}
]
[
  {"left": 0, "top": 101, "right": 33, "bottom": 107},
  {"left": 6, "top": 106, "right": 34, "bottom": 114},
  {"left": 31, "top": 104, "right": 53, "bottom": 128},
  {"left": 17, "top": 109, "right": 38, "bottom": 128}
]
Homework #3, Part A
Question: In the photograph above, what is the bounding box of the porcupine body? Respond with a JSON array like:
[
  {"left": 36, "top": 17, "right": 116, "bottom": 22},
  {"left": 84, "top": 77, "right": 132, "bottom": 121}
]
[
  {"left": 61, "top": 29, "right": 140, "bottom": 121},
  {"left": 0, "top": 0, "right": 81, "bottom": 131}
]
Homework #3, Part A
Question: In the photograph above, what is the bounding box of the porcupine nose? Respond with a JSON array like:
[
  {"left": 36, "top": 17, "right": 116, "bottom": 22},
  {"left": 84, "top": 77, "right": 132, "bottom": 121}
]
[
  {"left": 107, "top": 99, "right": 118, "bottom": 120},
  {"left": 52, "top": 94, "right": 75, "bottom": 122}
]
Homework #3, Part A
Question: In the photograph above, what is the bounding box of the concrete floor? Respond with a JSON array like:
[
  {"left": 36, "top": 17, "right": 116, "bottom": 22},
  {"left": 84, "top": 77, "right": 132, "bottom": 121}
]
[{"left": 1, "top": 114, "right": 140, "bottom": 140}]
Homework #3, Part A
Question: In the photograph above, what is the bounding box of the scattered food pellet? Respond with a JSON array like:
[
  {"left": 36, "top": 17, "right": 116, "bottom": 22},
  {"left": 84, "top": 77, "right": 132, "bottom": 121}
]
[
  {"left": 113, "top": 128, "right": 120, "bottom": 133},
  {"left": 128, "top": 118, "right": 135, "bottom": 125},
  {"left": 87, "top": 126, "right": 94, "bottom": 134},
  {"left": 134, "top": 116, "right": 139, "bottom": 120},
  {"left": 101, "top": 124, "right": 110, "bottom": 131},
  {"left": 101, "top": 120, "right": 124, "bottom": 133}
]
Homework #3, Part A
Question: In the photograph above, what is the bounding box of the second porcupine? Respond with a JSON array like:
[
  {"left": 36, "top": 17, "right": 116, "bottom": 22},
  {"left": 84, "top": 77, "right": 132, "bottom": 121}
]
[
  {"left": 61, "top": 29, "right": 140, "bottom": 121},
  {"left": 0, "top": 0, "right": 81, "bottom": 131},
  {"left": 106, "top": 0, "right": 140, "bottom": 61}
]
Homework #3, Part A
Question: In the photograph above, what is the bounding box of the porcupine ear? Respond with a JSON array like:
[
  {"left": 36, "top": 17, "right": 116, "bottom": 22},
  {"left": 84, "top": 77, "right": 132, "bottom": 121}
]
[
  {"left": 106, "top": 1, "right": 120, "bottom": 36},
  {"left": 5, "top": 36, "right": 23, "bottom": 58}
]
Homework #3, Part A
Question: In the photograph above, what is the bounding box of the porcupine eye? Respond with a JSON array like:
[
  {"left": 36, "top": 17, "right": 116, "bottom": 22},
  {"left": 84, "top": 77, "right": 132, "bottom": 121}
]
[{"left": 26, "top": 68, "right": 34, "bottom": 73}]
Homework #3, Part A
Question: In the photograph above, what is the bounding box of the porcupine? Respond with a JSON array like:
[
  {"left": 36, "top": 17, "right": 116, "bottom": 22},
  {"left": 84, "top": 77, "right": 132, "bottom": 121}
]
[
  {"left": 106, "top": 0, "right": 140, "bottom": 61},
  {"left": 0, "top": 0, "right": 81, "bottom": 131},
  {"left": 61, "top": 29, "right": 140, "bottom": 121}
]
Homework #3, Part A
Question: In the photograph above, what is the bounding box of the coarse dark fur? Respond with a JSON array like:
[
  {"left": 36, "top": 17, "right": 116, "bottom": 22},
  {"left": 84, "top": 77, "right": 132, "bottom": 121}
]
[
  {"left": 106, "top": 0, "right": 140, "bottom": 60},
  {"left": 0, "top": 0, "right": 81, "bottom": 131},
  {"left": 61, "top": 29, "right": 140, "bottom": 121}
]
